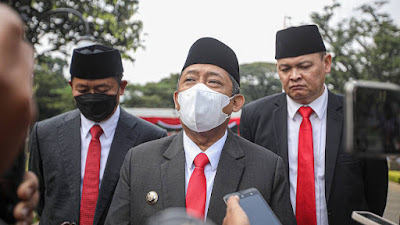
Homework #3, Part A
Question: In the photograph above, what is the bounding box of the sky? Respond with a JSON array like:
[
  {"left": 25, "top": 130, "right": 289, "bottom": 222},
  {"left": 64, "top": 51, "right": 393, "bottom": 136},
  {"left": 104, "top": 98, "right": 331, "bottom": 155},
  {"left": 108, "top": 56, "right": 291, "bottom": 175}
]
[{"left": 122, "top": 0, "right": 399, "bottom": 85}]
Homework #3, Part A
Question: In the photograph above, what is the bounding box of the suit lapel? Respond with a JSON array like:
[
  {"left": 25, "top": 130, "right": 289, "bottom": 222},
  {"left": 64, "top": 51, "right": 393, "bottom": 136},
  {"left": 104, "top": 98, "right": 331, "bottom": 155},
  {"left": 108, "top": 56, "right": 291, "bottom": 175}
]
[
  {"left": 94, "top": 109, "right": 139, "bottom": 225},
  {"left": 161, "top": 132, "right": 186, "bottom": 208},
  {"left": 58, "top": 110, "right": 81, "bottom": 222},
  {"left": 158, "top": 129, "right": 246, "bottom": 223},
  {"left": 325, "top": 92, "right": 343, "bottom": 203},
  {"left": 207, "top": 130, "right": 245, "bottom": 224},
  {"left": 273, "top": 94, "right": 289, "bottom": 175}
]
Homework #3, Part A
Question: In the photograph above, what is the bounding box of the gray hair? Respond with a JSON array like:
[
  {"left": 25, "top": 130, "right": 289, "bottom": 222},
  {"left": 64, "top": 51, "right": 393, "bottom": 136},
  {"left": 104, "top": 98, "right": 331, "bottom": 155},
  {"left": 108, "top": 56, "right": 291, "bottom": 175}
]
[
  {"left": 319, "top": 51, "right": 326, "bottom": 61},
  {"left": 228, "top": 74, "right": 240, "bottom": 96}
]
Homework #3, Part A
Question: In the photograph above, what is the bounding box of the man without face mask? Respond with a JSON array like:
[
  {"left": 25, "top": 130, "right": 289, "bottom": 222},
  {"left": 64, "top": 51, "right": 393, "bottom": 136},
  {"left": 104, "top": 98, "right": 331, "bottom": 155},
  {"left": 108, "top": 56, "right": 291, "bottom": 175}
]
[
  {"left": 28, "top": 44, "right": 167, "bottom": 225},
  {"left": 240, "top": 24, "right": 388, "bottom": 225}
]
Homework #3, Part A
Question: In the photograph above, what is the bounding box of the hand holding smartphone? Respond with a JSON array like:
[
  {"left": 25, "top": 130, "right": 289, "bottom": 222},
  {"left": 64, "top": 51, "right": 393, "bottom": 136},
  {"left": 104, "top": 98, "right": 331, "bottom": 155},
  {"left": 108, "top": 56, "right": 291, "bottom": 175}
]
[
  {"left": 344, "top": 80, "right": 400, "bottom": 157},
  {"left": 223, "top": 188, "right": 282, "bottom": 225},
  {"left": 352, "top": 211, "right": 397, "bottom": 225}
]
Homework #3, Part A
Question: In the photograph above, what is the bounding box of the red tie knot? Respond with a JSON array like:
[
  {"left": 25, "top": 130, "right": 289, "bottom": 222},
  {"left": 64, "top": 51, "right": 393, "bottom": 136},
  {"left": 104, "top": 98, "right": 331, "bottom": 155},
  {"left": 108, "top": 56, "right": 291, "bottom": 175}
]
[
  {"left": 194, "top": 153, "right": 209, "bottom": 168},
  {"left": 298, "top": 107, "right": 313, "bottom": 119},
  {"left": 90, "top": 125, "right": 103, "bottom": 139}
]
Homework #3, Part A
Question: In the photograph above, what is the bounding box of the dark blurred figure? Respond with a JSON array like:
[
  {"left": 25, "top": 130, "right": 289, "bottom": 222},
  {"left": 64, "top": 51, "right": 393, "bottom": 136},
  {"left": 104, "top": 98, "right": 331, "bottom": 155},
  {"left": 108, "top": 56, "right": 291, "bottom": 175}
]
[
  {"left": 0, "top": 3, "right": 34, "bottom": 174},
  {"left": 0, "top": 3, "right": 39, "bottom": 225}
]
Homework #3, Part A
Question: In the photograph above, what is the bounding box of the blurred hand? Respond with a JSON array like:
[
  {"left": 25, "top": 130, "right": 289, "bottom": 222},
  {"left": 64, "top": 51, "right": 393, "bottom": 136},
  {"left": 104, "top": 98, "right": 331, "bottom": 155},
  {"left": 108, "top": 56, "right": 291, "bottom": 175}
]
[
  {"left": 0, "top": 3, "right": 35, "bottom": 174},
  {"left": 13, "top": 171, "right": 39, "bottom": 225},
  {"left": 222, "top": 195, "right": 250, "bottom": 225}
]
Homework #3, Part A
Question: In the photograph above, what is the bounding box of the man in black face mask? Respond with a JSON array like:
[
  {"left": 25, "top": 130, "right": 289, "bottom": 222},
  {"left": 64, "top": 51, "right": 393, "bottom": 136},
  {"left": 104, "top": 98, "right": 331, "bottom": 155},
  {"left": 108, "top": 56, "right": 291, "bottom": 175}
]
[{"left": 28, "top": 44, "right": 167, "bottom": 225}]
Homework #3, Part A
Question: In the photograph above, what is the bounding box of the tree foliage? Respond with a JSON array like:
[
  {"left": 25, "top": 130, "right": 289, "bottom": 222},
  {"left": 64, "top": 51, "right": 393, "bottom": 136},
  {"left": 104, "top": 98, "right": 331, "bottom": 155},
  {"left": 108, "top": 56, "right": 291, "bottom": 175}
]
[
  {"left": 311, "top": 0, "right": 400, "bottom": 93},
  {"left": 34, "top": 56, "right": 76, "bottom": 121},
  {"left": 122, "top": 73, "right": 179, "bottom": 108},
  {"left": 3, "top": 0, "right": 143, "bottom": 61},
  {"left": 240, "top": 62, "right": 281, "bottom": 104},
  {"left": 0, "top": 0, "right": 144, "bottom": 120},
  {"left": 122, "top": 63, "right": 282, "bottom": 108}
]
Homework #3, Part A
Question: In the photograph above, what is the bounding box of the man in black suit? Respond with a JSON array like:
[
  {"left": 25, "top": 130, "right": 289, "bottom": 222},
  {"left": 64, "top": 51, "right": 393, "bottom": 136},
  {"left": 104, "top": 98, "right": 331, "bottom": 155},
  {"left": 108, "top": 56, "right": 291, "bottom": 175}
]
[
  {"left": 105, "top": 37, "right": 295, "bottom": 225},
  {"left": 240, "top": 25, "right": 388, "bottom": 225},
  {"left": 29, "top": 44, "right": 167, "bottom": 225}
]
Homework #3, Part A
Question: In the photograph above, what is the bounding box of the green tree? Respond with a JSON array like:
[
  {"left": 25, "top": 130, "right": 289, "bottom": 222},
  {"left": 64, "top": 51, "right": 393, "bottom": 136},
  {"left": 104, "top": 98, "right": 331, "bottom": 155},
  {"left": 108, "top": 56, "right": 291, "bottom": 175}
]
[
  {"left": 311, "top": 0, "right": 400, "bottom": 93},
  {"left": 122, "top": 73, "right": 179, "bottom": 108},
  {"left": 34, "top": 56, "right": 75, "bottom": 121},
  {"left": 240, "top": 62, "right": 281, "bottom": 104},
  {"left": 3, "top": 0, "right": 143, "bottom": 61},
  {"left": 1, "top": 0, "right": 144, "bottom": 120},
  {"left": 123, "top": 64, "right": 282, "bottom": 108}
]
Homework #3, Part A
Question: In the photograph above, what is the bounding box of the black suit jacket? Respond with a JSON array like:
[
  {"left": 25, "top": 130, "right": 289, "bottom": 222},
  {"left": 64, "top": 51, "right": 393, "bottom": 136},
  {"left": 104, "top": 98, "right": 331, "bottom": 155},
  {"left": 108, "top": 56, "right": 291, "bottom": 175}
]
[
  {"left": 240, "top": 92, "right": 388, "bottom": 225},
  {"left": 29, "top": 108, "right": 167, "bottom": 225},
  {"left": 105, "top": 129, "right": 296, "bottom": 225}
]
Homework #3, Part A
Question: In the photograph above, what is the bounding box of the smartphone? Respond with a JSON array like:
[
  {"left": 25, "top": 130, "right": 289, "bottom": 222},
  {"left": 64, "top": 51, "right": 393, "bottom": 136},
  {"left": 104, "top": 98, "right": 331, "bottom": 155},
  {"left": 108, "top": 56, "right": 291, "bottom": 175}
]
[
  {"left": 352, "top": 211, "right": 396, "bottom": 225},
  {"left": 344, "top": 80, "right": 400, "bottom": 157},
  {"left": 223, "top": 188, "right": 282, "bottom": 225}
]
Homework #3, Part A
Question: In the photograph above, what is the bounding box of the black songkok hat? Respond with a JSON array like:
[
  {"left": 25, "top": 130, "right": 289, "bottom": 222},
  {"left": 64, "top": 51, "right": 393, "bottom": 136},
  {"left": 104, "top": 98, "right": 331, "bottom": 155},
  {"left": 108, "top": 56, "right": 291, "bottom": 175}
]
[
  {"left": 275, "top": 25, "right": 326, "bottom": 59},
  {"left": 182, "top": 37, "right": 240, "bottom": 86},
  {"left": 70, "top": 44, "right": 123, "bottom": 79}
]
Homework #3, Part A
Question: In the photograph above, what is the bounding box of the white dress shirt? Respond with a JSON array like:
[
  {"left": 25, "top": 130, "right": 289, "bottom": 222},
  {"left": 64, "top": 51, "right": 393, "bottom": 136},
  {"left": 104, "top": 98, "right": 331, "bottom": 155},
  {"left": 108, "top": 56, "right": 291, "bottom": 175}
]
[
  {"left": 183, "top": 130, "right": 227, "bottom": 220},
  {"left": 287, "top": 84, "right": 329, "bottom": 225},
  {"left": 80, "top": 106, "right": 120, "bottom": 193}
]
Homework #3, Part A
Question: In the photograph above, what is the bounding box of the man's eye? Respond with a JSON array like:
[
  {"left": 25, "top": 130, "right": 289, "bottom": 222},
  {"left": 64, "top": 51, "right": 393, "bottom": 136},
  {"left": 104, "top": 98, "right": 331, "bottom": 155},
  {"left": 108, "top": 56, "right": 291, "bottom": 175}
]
[
  {"left": 77, "top": 89, "right": 88, "bottom": 94},
  {"left": 184, "top": 78, "right": 195, "bottom": 82},
  {"left": 209, "top": 80, "right": 222, "bottom": 85},
  {"left": 97, "top": 89, "right": 110, "bottom": 93},
  {"left": 280, "top": 68, "right": 290, "bottom": 72},
  {"left": 300, "top": 65, "right": 311, "bottom": 69}
]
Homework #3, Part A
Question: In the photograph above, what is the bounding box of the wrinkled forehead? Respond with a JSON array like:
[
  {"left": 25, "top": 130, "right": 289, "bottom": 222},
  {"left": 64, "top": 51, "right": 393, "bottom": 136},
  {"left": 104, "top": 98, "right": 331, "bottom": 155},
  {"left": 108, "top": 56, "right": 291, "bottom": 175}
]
[{"left": 181, "top": 64, "right": 230, "bottom": 77}]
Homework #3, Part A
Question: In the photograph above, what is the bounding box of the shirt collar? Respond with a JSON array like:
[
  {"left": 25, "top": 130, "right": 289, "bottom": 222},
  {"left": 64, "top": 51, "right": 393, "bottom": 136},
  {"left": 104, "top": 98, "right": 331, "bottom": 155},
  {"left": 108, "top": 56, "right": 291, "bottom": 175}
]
[
  {"left": 287, "top": 84, "right": 328, "bottom": 119},
  {"left": 183, "top": 130, "right": 227, "bottom": 171},
  {"left": 81, "top": 106, "right": 120, "bottom": 139}
]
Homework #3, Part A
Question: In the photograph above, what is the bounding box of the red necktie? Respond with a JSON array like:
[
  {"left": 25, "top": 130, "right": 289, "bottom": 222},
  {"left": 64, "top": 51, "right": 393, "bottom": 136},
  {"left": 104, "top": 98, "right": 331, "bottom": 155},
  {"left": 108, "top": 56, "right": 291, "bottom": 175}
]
[
  {"left": 80, "top": 125, "right": 103, "bottom": 225},
  {"left": 296, "top": 107, "right": 317, "bottom": 225},
  {"left": 186, "top": 153, "right": 210, "bottom": 220}
]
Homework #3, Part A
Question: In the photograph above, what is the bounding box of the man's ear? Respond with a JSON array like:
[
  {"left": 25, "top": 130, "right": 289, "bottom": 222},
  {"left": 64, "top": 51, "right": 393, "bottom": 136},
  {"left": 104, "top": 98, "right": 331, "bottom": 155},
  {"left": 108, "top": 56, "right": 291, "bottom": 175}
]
[
  {"left": 173, "top": 91, "right": 180, "bottom": 111},
  {"left": 119, "top": 80, "right": 128, "bottom": 95},
  {"left": 232, "top": 94, "right": 245, "bottom": 112},
  {"left": 69, "top": 81, "right": 72, "bottom": 88},
  {"left": 324, "top": 54, "right": 332, "bottom": 74}
]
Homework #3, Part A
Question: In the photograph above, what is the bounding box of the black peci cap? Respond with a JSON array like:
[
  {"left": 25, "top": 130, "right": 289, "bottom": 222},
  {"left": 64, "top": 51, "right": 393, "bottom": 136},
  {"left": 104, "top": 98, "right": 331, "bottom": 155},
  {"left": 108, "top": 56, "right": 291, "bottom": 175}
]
[
  {"left": 275, "top": 25, "right": 326, "bottom": 59},
  {"left": 70, "top": 44, "right": 123, "bottom": 79},
  {"left": 182, "top": 37, "right": 240, "bottom": 86}
]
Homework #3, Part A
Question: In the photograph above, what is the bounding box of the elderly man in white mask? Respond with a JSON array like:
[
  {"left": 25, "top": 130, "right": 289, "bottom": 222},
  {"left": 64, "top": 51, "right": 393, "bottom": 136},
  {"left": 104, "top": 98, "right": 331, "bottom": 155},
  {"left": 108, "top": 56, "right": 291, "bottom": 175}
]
[{"left": 105, "top": 37, "right": 296, "bottom": 225}]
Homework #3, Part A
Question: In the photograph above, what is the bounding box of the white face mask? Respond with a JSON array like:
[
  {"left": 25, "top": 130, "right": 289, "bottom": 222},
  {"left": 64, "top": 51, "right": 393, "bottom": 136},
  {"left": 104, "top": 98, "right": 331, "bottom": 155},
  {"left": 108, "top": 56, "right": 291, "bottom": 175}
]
[{"left": 177, "top": 83, "right": 234, "bottom": 132}]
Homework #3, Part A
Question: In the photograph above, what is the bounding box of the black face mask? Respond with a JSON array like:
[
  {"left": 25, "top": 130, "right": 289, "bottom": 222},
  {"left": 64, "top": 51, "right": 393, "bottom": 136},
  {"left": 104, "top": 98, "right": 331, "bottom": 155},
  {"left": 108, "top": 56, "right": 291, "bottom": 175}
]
[{"left": 74, "top": 93, "right": 118, "bottom": 122}]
